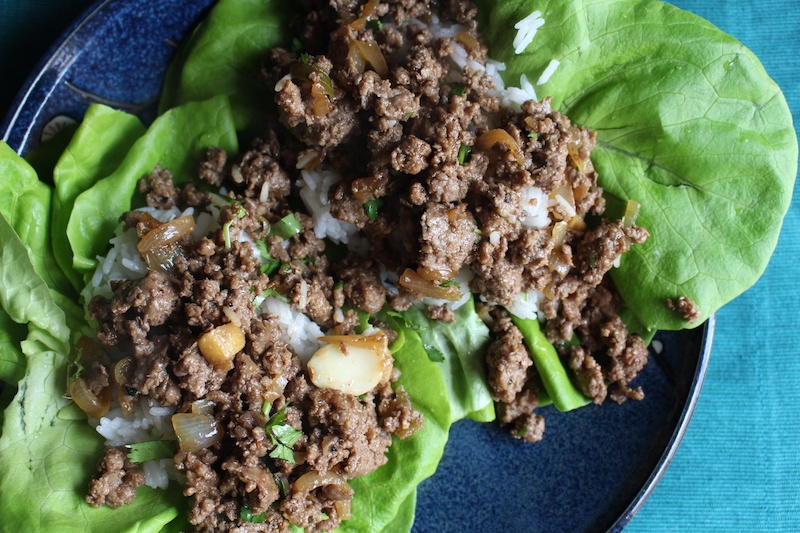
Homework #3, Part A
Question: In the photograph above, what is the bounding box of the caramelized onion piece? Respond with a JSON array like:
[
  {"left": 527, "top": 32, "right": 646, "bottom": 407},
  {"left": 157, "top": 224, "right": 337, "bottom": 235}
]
[
  {"left": 398, "top": 268, "right": 462, "bottom": 301},
  {"left": 290, "top": 63, "right": 334, "bottom": 95},
  {"left": 172, "top": 413, "right": 222, "bottom": 452},
  {"left": 566, "top": 129, "right": 594, "bottom": 173},
  {"left": 348, "top": 40, "right": 389, "bottom": 77},
  {"left": 456, "top": 31, "right": 480, "bottom": 52},
  {"left": 293, "top": 471, "right": 348, "bottom": 494},
  {"left": 69, "top": 377, "right": 111, "bottom": 418},
  {"left": 350, "top": 173, "right": 387, "bottom": 203},
  {"left": 475, "top": 128, "right": 524, "bottom": 165},
  {"left": 548, "top": 221, "right": 572, "bottom": 278},
  {"left": 137, "top": 215, "right": 195, "bottom": 255}
]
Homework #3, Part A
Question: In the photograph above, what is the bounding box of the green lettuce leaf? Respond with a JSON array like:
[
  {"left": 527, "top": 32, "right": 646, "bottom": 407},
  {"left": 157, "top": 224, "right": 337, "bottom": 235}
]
[
  {"left": 67, "top": 95, "right": 238, "bottom": 275},
  {"left": 158, "top": 0, "right": 292, "bottom": 132},
  {"left": 0, "top": 141, "right": 72, "bottom": 295},
  {"left": 52, "top": 104, "right": 146, "bottom": 292},
  {"left": 475, "top": 0, "right": 797, "bottom": 330},
  {"left": 398, "top": 299, "right": 496, "bottom": 423}
]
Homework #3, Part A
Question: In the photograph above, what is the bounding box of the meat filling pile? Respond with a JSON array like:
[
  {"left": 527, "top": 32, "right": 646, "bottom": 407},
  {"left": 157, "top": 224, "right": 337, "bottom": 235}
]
[{"left": 77, "top": 0, "right": 650, "bottom": 531}]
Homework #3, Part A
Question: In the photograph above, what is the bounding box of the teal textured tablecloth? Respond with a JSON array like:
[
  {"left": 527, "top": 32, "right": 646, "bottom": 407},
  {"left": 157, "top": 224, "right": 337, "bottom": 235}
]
[{"left": 1, "top": 0, "right": 798, "bottom": 531}]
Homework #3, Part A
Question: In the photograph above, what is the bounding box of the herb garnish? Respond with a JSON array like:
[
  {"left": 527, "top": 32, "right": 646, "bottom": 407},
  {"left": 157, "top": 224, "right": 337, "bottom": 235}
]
[{"left": 265, "top": 407, "right": 303, "bottom": 463}]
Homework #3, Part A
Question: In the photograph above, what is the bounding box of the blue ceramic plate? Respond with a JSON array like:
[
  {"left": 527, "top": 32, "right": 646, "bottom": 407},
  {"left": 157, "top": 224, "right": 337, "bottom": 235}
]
[{"left": 0, "top": 1, "right": 714, "bottom": 531}]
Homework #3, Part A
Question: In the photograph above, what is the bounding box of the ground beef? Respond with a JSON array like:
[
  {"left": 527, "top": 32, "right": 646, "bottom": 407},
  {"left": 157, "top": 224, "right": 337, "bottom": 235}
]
[
  {"left": 84, "top": 145, "right": 420, "bottom": 531},
  {"left": 81, "top": 0, "right": 656, "bottom": 527},
  {"left": 86, "top": 446, "right": 146, "bottom": 509},
  {"left": 667, "top": 295, "right": 701, "bottom": 323}
]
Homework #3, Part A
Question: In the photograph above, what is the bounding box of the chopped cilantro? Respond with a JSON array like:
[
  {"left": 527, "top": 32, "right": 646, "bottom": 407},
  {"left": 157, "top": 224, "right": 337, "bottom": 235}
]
[
  {"left": 457, "top": 144, "right": 472, "bottom": 165},
  {"left": 126, "top": 440, "right": 178, "bottom": 463},
  {"left": 299, "top": 52, "right": 310, "bottom": 64},
  {"left": 527, "top": 131, "right": 539, "bottom": 139},
  {"left": 366, "top": 18, "right": 383, "bottom": 31},
  {"left": 450, "top": 82, "right": 466, "bottom": 96},
  {"left": 265, "top": 407, "right": 303, "bottom": 464},
  {"left": 423, "top": 343, "right": 446, "bottom": 363},
  {"left": 270, "top": 213, "right": 303, "bottom": 240},
  {"left": 363, "top": 198, "right": 383, "bottom": 220}
]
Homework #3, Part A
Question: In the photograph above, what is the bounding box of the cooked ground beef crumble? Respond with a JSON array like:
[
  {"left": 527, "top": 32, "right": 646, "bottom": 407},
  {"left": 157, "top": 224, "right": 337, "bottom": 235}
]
[{"left": 80, "top": 0, "right": 651, "bottom": 530}]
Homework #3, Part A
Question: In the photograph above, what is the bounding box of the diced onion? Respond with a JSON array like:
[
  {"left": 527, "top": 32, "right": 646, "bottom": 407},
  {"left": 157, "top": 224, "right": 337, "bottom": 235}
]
[
  {"left": 566, "top": 129, "right": 594, "bottom": 174},
  {"left": 622, "top": 199, "right": 641, "bottom": 228},
  {"left": 113, "top": 357, "right": 131, "bottom": 386},
  {"left": 398, "top": 268, "right": 462, "bottom": 301},
  {"left": 348, "top": 40, "right": 389, "bottom": 77},
  {"left": 290, "top": 63, "right": 334, "bottom": 95},
  {"left": 350, "top": 174, "right": 387, "bottom": 203},
  {"left": 475, "top": 129, "right": 524, "bottom": 165},
  {"left": 69, "top": 377, "right": 111, "bottom": 419},
  {"left": 456, "top": 31, "right": 480, "bottom": 52},
  {"left": 293, "top": 471, "right": 349, "bottom": 494},
  {"left": 137, "top": 215, "right": 195, "bottom": 255},
  {"left": 317, "top": 332, "right": 388, "bottom": 352},
  {"left": 191, "top": 398, "right": 216, "bottom": 417},
  {"left": 548, "top": 221, "right": 572, "bottom": 278},
  {"left": 172, "top": 413, "right": 223, "bottom": 453}
]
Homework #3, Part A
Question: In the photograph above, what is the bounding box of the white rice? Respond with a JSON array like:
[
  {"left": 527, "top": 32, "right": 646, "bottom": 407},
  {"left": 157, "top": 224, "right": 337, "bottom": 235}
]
[
  {"left": 505, "top": 289, "right": 545, "bottom": 321},
  {"left": 513, "top": 10, "right": 546, "bottom": 54},
  {"left": 297, "top": 167, "right": 361, "bottom": 246},
  {"left": 259, "top": 296, "right": 323, "bottom": 363},
  {"left": 421, "top": 266, "right": 475, "bottom": 311},
  {"left": 93, "top": 398, "right": 177, "bottom": 489},
  {"left": 536, "top": 58, "right": 560, "bottom": 85},
  {"left": 519, "top": 186, "right": 550, "bottom": 229}
]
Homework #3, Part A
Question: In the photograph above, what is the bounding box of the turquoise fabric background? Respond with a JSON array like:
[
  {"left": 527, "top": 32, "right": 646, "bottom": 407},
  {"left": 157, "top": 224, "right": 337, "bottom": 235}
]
[{"left": 1, "top": 0, "right": 798, "bottom": 531}]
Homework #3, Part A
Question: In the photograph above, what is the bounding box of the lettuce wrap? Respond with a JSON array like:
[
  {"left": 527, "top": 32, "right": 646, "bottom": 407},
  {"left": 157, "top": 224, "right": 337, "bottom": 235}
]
[{"left": 0, "top": 0, "right": 795, "bottom": 531}]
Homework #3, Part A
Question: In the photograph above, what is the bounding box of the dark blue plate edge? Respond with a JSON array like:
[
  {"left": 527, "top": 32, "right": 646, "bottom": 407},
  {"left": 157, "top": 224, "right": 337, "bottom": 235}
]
[
  {"left": 0, "top": 0, "right": 109, "bottom": 150},
  {"left": 0, "top": 1, "right": 717, "bottom": 531},
  {"left": 609, "top": 314, "right": 715, "bottom": 532}
]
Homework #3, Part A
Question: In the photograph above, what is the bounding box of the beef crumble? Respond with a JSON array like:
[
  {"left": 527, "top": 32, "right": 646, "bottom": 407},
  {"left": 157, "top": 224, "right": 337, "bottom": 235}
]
[{"left": 78, "top": 0, "right": 652, "bottom": 530}]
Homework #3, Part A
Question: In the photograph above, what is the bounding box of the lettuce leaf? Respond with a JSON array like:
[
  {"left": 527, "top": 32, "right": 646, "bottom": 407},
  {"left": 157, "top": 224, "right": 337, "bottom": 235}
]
[
  {"left": 397, "top": 299, "right": 496, "bottom": 423},
  {"left": 475, "top": 0, "right": 797, "bottom": 330},
  {"left": 51, "top": 104, "right": 146, "bottom": 292},
  {"left": 0, "top": 141, "right": 72, "bottom": 295},
  {"left": 158, "top": 0, "right": 292, "bottom": 132},
  {"left": 68, "top": 95, "right": 238, "bottom": 275}
]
